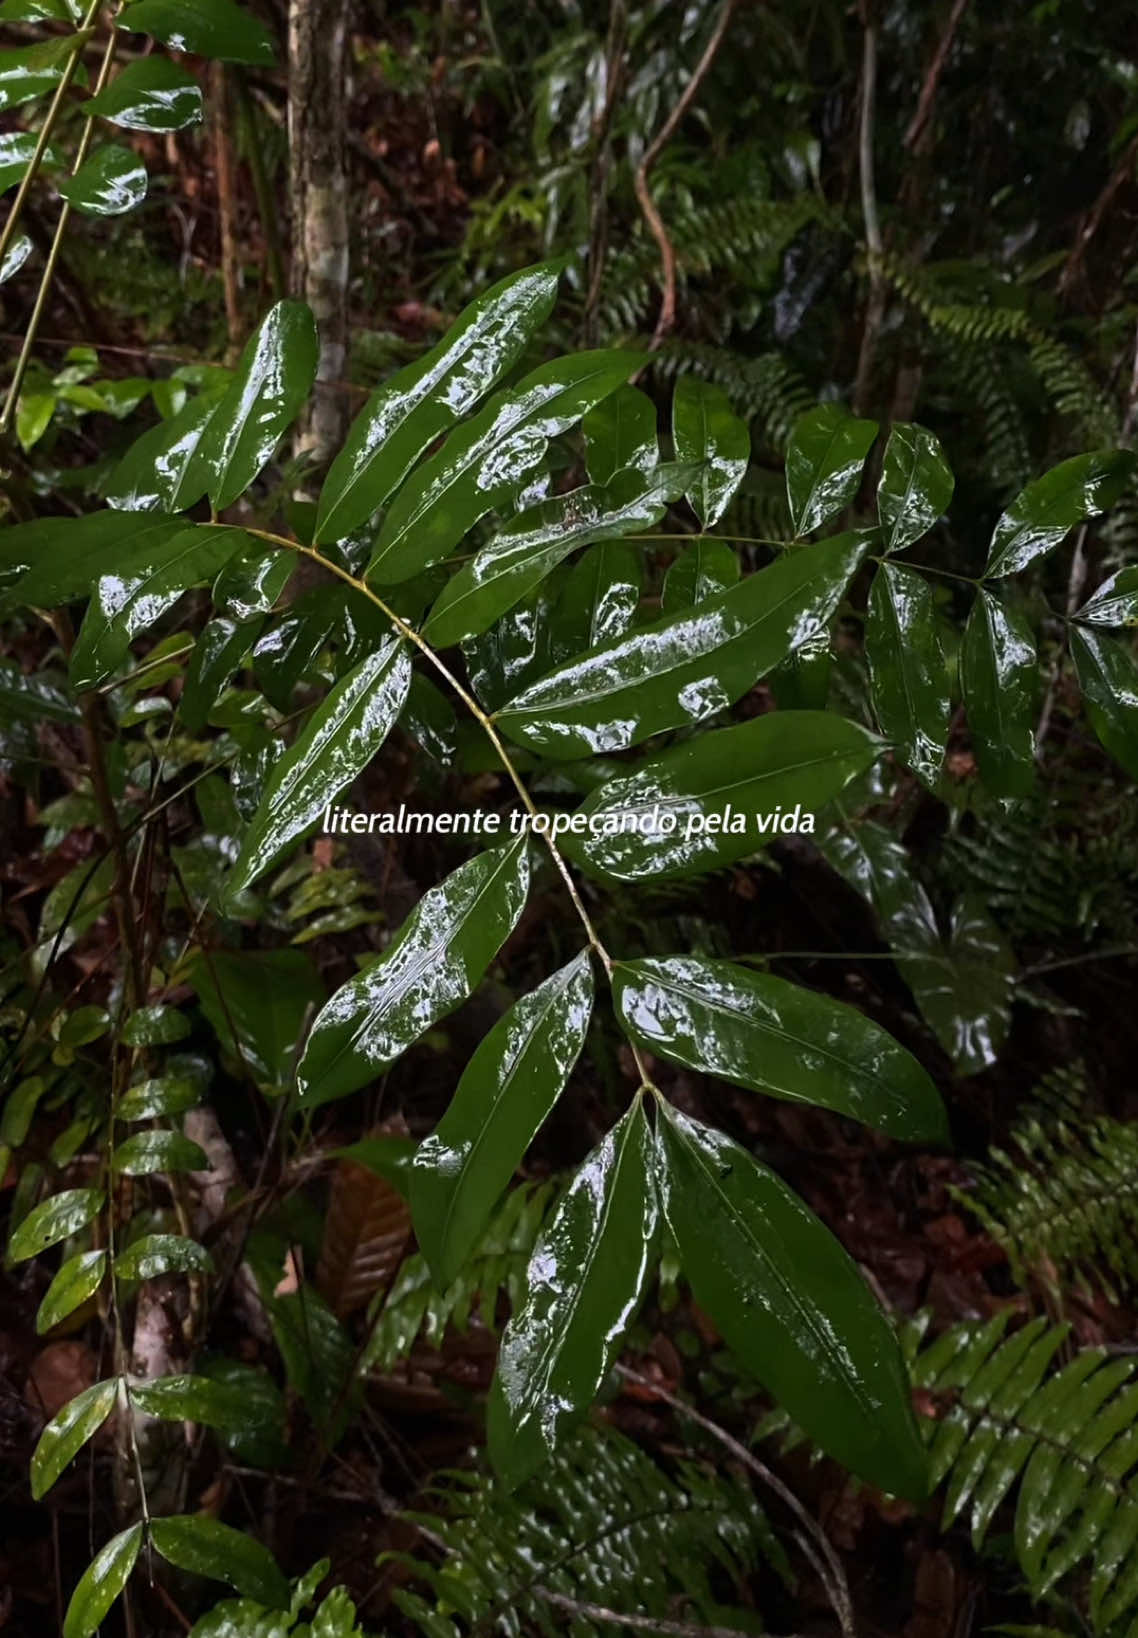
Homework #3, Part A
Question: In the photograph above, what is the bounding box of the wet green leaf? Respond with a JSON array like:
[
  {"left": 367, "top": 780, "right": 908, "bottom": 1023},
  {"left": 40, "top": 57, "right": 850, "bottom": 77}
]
[
  {"left": 661, "top": 538, "right": 739, "bottom": 612},
  {"left": 37, "top": 1249, "right": 107, "bottom": 1333},
  {"left": 877, "top": 422, "right": 954, "bottom": 553},
  {"left": 496, "top": 532, "right": 867, "bottom": 760},
  {"left": 298, "top": 835, "right": 531, "bottom": 1106},
  {"left": 463, "top": 574, "right": 565, "bottom": 713},
  {"left": 1076, "top": 565, "right": 1138, "bottom": 628},
  {"left": 0, "top": 661, "right": 79, "bottom": 726},
  {"left": 130, "top": 1372, "right": 249, "bottom": 1429},
  {"left": 487, "top": 1099, "right": 657, "bottom": 1488},
  {"left": 213, "top": 542, "right": 292, "bottom": 620},
  {"left": 58, "top": 144, "right": 147, "bottom": 215},
  {"left": 903, "top": 897, "right": 1015, "bottom": 1076},
  {"left": 0, "top": 130, "right": 59, "bottom": 191},
  {"left": 656, "top": 1101, "right": 928, "bottom": 1498},
  {"left": 8, "top": 1186, "right": 104, "bottom": 1261},
  {"left": 551, "top": 540, "right": 641, "bottom": 657},
  {"left": 563, "top": 709, "right": 880, "bottom": 880},
  {"left": 367, "top": 349, "right": 643, "bottom": 584},
  {"left": 400, "top": 672, "right": 457, "bottom": 765},
  {"left": 411, "top": 951, "right": 594, "bottom": 1288},
  {"left": 0, "top": 34, "right": 89, "bottom": 114},
  {"left": 583, "top": 383, "right": 658, "bottom": 483},
  {"left": 116, "top": 1233, "right": 214, "bottom": 1281},
  {"left": 63, "top": 1522, "right": 142, "bottom": 1638},
  {"left": 117, "top": 0, "right": 274, "bottom": 64},
  {"left": 0, "top": 231, "right": 33, "bottom": 283},
  {"left": 0, "top": 512, "right": 191, "bottom": 608},
  {"left": 866, "top": 562, "right": 949, "bottom": 788},
  {"left": 1070, "top": 624, "right": 1138, "bottom": 780},
  {"left": 182, "top": 300, "right": 318, "bottom": 510},
  {"left": 187, "top": 948, "right": 325, "bottom": 1089},
  {"left": 615, "top": 956, "right": 947, "bottom": 1142},
  {"left": 786, "top": 403, "right": 877, "bottom": 536},
  {"left": 31, "top": 1377, "right": 119, "bottom": 1499},
  {"left": 105, "top": 391, "right": 223, "bottom": 512},
  {"left": 16, "top": 390, "right": 54, "bottom": 451},
  {"left": 181, "top": 614, "right": 260, "bottom": 733},
  {"left": 671, "top": 377, "right": 749, "bottom": 527},
  {"left": 118, "top": 1076, "right": 202, "bottom": 1121},
  {"left": 151, "top": 1516, "right": 289, "bottom": 1608},
  {"left": 985, "top": 450, "right": 1136, "bottom": 577},
  {"left": 121, "top": 1003, "right": 190, "bottom": 1045},
  {"left": 961, "top": 589, "right": 1037, "bottom": 797},
  {"left": 113, "top": 1130, "right": 208, "bottom": 1175},
  {"left": 83, "top": 57, "right": 202, "bottom": 130},
  {"left": 316, "top": 264, "right": 560, "bottom": 544},
  {"left": 228, "top": 638, "right": 411, "bottom": 895}
]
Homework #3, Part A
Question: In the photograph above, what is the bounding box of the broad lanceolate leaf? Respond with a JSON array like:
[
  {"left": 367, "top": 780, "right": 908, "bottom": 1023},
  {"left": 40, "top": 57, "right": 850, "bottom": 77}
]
[
  {"left": 82, "top": 57, "right": 202, "bottom": 130},
  {"left": 655, "top": 1102, "right": 928, "bottom": 1498},
  {"left": 69, "top": 523, "right": 247, "bottom": 690},
  {"left": 411, "top": 951, "right": 594, "bottom": 1288},
  {"left": 31, "top": 1377, "right": 119, "bottom": 1498},
  {"left": 563, "top": 709, "right": 881, "bottom": 880},
  {"left": 786, "top": 403, "right": 878, "bottom": 537},
  {"left": 866, "top": 562, "right": 949, "bottom": 788},
  {"left": 616, "top": 957, "right": 947, "bottom": 1142},
  {"left": 58, "top": 144, "right": 147, "bottom": 215},
  {"left": 961, "top": 589, "right": 1037, "bottom": 797},
  {"left": 1070, "top": 624, "right": 1138, "bottom": 780},
  {"left": 63, "top": 1522, "right": 142, "bottom": 1638},
  {"left": 116, "top": 0, "right": 274, "bottom": 64},
  {"left": 315, "top": 263, "right": 560, "bottom": 544},
  {"left": 37, "top": 1248, "right": 106, "bottom": 1333},
  {"left": 422, "top": 465, "right": 682, "bottom": 648},
  {"left": 877, "top": 422, "right": 954, "bottom": 553},
  {"left": 367, "top": 349, "right": 643, "bottom": 584},
  {"left": 181, "top": 614, "right": 260, "bottom": 732},
  {"left": 487, "top": 1098, "right": 657, "bottom": 1489},
  {"left": 297, "top": 835, "right": 531, "bottom": 1106},
  {"left": 8, "top": 1186, "right": 103, "bottom": 1261},
  {"left": 182, "top": 300, "right": 318, "bottom": 510},
  {"left": 129, "top": 1372, "right": 249, "bottom": 1429},
  {"left": 113, "top": 1130, "right": 208, "bottom": 1175},
  {"left": 1076, "top": 565, "right": 1138, "bottom": 627},
  {"left": 115, "top": 1233, "right": 213, "bottom": 1280},
  {"left": 0, "top": 513, "right": 203, "bottom": 609},
  {"left": 227, "top": 638, "right": 411, "bottom": 895},
  {"left": 661, "top": 538, "right": 739, "bottom": 612},
  {"left": 496, "top": 532, "right": 867, "bottom": 760},
  {"left": 671, "top": 376, "right": 750, "bottom": 527},
  {"left": 984, "top": 450, "right": 1136, "bottom": 578},
  {"left": 551, "top": 541, "right": 641, "bottom": 657},
  {"left": 105, "top": 390, "right": 223, "bottom": 512},
  {"left": 150, "top": 1516, "right": 289, "bottom": 1608},
  {"left": 583, "top": 384, "right": 659, "bottom": 484}
]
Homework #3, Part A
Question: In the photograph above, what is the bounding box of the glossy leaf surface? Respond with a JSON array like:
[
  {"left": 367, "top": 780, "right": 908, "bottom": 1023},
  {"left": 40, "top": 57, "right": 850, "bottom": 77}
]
[
  {"left": 671, "top": 376, "right": 749, "bottom": 527},
  {"left": 551, "top": 541, "right": 641, "bottom": 656},
  {"left": 0, "top": 35, "right": 90, "bottom": 114},
  {"left": 31, "top": 1377, "right": 118, "bottom": 1498},
  {"left": 877, "top": 422, "right": 954, "bottom": 553},
  {"left": 113, "top": 1130, "right": 208, "bottom": 1175},
  {"left": 661, "top": 538, "right": 739, "bottom": 612},
  {"left": 129, "top": 1372, "right": 247, "bottom": 1429},
  {"left": 656, "top": 1102, "right": 928, "bottom": 1498},
  {"left": 150, "top": 1517, "right": 289, "bottom": 1608},
  {"left": 228, "top": 638, "right": 411, "bottom": 895},
  {"left": 298, "top": 835, "right": 531, "bottom": 1106},
  {"left": 1070, "top": 624, "right": 1138, "bottom": 779},
  {"left": 118, "top": 1076, "right": 201, "bottom": 1121},
  {"left": 563, "top": 709, "right": 880, "bottom": 880},
  {"left": 903, "top": 897, "right": 1016, "bottom": 1076},
  {"left": 616, "top": 957, "right": 947, "bottom": 1142},
  {"left": 985, "top": 450, "right": 1136, "bottom": 577},
  {"left": 583, "top": 383, "right": 658, "bottom": 483},
  {"left": 367, "top": 349, "right": 643, "bottom": 583},
  {"left": 104, "top": 390, "right": 222, "bottom": 512},
  {"left": 487, "top": 1099, "right": 657, "bottom": 1488},
  {"left": 37, "top": 1248, "right": 106, "bottom": 1333},
  {"left": 8, "top": 1186, "right": 103, "bottom": 1261},
  {"left": 411, "top": 950, "right": 594, "bottom": 1287},
  {"left": 961, "top": 589, "right": 1037, "bottom": 796},
  {"left": 463, "top": 574, "right": 564, "bottom": 712},
  {"left": 866, "top": 562, "right": 949, "bottom": 788},
  {"left": 82, "top": 57, "right": 202, "bottom": 130},
  {"left": 62, "top": 1523, "right": 142, "bottom": 1638},
  {"left": 315, "top": 263, "right": 560, "bottom": 544},
  {"left": 1076, "top": 565, "right": 1138, "bottom": 628},
  {"left": 182, "top": 300, "right": 318, "bottom": 510},
  {"left": 116, "top": 1233, "right": 213, "bottom": 1280},
  {"left": 181, "top": 614, "right": 259, "bottom": 732},
  {"left": 58, "top": 145, "right": 147, "bottom": 216},
  {"left": 786, "top": 403, "right": 878, "bottom": 536},
  {"left": 116, "top": 0, "right": 274, "bottom": 63},
  {"left": 496, "top": 532, "right": 867, "bottom": 760}
]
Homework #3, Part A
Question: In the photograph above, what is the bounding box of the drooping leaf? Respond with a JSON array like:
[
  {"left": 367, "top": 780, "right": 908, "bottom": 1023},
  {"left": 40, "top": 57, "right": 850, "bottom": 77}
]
[
  {"left": 866, "top": 562, "right": 949, "bottom": 788},
  {"left": 399, "top": 672, "right": 457, "bottom": 765},
  {"left": 150, "top": 1516, "right": 289, "bottom": 1608},
  {"left": 583, "top": 383, "right": 659, "bottom": 484},
  {"left": 16, "top": 391, "right": 54, "bottom": 451},
  {"left": 113, "top": 1130, "right": 208, "bottom": 1175},
  {"left": 785, "top": 403, "right": 878, "bottom": 536},
  {"left": 984, "top": 450, "right": 1136, "bottom": 578},
  {"left": 0, "top": 34, "right": 90, "bottom": 114},
  {"left": 1070, "top": 624, "right": 1138, "bottom": 780},
  {"left": 0, "top": 661, "right": 79, "bottom": 727},
  {"left": 367, "top": 349, "right": 644, "bottom": 584},
  {"left": 496, "top": 532, "right": 868, "bottom": 760},
  {"left": 62, "top": 1522, "right": 142, "bottom": 1638},
  {"left": 563, "top": 709, "right": 881, "bottom": 880},
  {"left": 411, "top": 951, "right": 594, "bottom": 1288},
  {"left": 961, "top": 589, "right": 1037, "bottom": 797},
  {"left": 213, "top": 542, "right": 292, "bottom": 619},
  {"left": 8, "top": 1186, "right": 104, "bottom": 1261},
  {"left": 227, "top": 638, "right": 411, "bottom": 896},
  {"left": 0, "top": 511, "right": 196, "bottom": 607},
  {"left": 297, "top": 835, "right": 531, "bottom": 1106},
  {"left": 186, "top": 948, "right": 325, "bottom": 1089},
  {"left": 104, "top": 391, "right": 223, "bottom": 512},
  {"left": 671, "top": 376, "right": 750, "bottom": 527},
  {"left": 315, "top": 263, "right": 561, "bottom": 544},
  {"left": 129, "top": 1372, "right": 250, "bottom": 1429},
  {"left": 615, "top": 957, "right": 947, "bottom": 1142},
  {"left": 31, "top": 1377, "right": 119, "bottom": 1499},
  {"left": 902, "top": 896, "right": 1016, "bottom": 1076},
  {"left": 37, "top": 1249, "right": 107, "bottom": 1333},
  {"left": 463, "top": 574, "right": 565, "bottom": 713},
  {"left": 551, "top": 540, "right": 641, "bottom": 657},
  {"left": 182, "top": 300, "right": 319, "bottom": 510},
  {"left": 116, "top": 0, "right": 274, "bottom": 64},
  {"left": 1075, "top": 565, "right": 1138, "bottom": 628},
  {"left": 115, "top": 1233, "right": 214, "bottom": 1281},
  {"left": 58, "top": 144, "right": 147, "bottom": 215},
  {"left": 655, "top": 1101, "right": 928, "bottom": 1498},
  {"left": 82, "top": 57, "right": 202, "bottom": 130},
  {"left": 877, "top": 422, "right": 954, "bottom": 553},
  {"left": 181, "top": 614, "right": 260, "bottom": 732},
  {"left": 487, "top": 1098, "right": 657, "bottom": 1489},
  {"left": 661, "top": 538, "right": 739, "bottom": 612}
]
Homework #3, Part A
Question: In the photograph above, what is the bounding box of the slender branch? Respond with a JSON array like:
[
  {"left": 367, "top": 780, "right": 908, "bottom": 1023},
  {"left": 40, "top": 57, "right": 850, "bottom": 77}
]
[
  {"left": 212, "top": 62, "right": 242, "bottom": 360},
  {"left": 536, "top": 1591, "right": 810, "bottom": 1638},
  {"left": 902, "top": 0, "right": 970, "bottom": 154},
  {"left": 583, "top": 0, "right": 629, "bottom": 346},
  {"left": 852, "top": 5, "right": 886, "bottom": 418},
  {"left": 634, "top": 0, "right": 740, "bottom": 350}
]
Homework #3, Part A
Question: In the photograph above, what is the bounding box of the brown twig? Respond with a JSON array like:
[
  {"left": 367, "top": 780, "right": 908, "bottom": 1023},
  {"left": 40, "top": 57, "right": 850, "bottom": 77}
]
[
  {"left": 536, "top": 1591, "right": 811, "bottom": 1638},
  {"left": 902, "top": 0, "right": 970, "bottom": 154},
  {"left": 1058, "top": 133, "right": 1138, "bottom": 302},
  {"left": 634, "top": 0, "right": 741, "bottom": 350}
]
